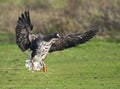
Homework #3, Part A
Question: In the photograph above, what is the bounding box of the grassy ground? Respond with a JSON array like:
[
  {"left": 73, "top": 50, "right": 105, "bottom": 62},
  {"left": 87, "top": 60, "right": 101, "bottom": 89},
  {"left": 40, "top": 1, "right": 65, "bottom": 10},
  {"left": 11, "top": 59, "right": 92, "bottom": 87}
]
[{"left": 0, "top": 40, "right": 120, "bottom": 89}]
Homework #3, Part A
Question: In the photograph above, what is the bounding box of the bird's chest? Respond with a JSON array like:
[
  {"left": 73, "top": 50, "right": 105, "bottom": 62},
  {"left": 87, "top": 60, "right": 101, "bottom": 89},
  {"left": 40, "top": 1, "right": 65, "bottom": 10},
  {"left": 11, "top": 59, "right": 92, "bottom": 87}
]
[{"left": 36, "top": 41, "right": 52, "bottom": 61}]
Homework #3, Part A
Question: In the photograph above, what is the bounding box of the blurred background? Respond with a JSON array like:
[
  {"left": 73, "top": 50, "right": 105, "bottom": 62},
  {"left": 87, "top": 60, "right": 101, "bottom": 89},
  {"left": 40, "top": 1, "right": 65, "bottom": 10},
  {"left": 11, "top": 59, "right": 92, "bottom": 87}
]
[
  {"left": 0, "top": 0, "right": 120, "bottom": 43},
  {"left": 0, "top": 1, "right": 120, "bottom": 89}
]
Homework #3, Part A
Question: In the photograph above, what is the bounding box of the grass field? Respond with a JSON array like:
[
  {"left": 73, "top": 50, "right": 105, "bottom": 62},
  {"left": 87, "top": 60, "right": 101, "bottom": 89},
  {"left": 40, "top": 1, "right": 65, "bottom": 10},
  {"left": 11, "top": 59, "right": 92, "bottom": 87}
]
[{"left": 0, "top": 40, "right": 120, "bottom": 89}]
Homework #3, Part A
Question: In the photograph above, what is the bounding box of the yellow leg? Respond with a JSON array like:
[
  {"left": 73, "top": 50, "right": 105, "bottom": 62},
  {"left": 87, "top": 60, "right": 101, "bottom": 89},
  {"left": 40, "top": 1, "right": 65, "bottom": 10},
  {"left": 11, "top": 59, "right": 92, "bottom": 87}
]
[{"left": 42, "top": 61, "right": 47, "bottom": 72}]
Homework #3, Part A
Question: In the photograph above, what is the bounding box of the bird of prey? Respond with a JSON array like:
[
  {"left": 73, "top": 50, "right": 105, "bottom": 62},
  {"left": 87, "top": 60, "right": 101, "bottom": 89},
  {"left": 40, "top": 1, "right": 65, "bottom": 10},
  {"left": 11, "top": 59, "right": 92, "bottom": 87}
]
[{"left": 15, "top": 11, "right": 98, "bottom": 72}]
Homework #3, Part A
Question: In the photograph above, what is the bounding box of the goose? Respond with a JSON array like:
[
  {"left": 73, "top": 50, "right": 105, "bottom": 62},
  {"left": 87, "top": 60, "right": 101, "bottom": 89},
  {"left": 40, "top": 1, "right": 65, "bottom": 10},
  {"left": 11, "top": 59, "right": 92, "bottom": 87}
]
[{"left": 15, "top": 11, "right": 98, "bottom": 72}]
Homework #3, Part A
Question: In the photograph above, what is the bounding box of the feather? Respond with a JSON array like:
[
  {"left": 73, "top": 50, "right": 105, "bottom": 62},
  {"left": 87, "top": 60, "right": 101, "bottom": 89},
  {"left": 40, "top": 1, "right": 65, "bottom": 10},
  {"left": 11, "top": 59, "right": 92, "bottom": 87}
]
[
  {"left": 15, "top": 11, "right": 36, "bottom": 51},
  {"left": 49, "top": 27, "right": 98, "bottom": 52},
  {"left": 15, "top": 11, "right": 98, "bottom": 72}
]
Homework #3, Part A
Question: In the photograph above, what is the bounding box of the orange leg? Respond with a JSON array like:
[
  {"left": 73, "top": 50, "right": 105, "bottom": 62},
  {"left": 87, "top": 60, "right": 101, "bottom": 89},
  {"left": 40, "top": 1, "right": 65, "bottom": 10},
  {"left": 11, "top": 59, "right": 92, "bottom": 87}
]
[{"left": 42, "top": 61, "right": 47, "bottom": 72}]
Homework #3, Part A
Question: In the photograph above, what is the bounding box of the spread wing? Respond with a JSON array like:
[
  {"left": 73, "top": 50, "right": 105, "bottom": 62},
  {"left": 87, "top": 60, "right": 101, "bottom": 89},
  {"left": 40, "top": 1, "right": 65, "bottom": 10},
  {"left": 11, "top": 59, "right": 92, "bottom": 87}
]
[
  {"left": 49, "top": 27, "right": 98, "bottom": 52},
  {"left": 15, "top": 11, "right": 37, "bottom": 51}
]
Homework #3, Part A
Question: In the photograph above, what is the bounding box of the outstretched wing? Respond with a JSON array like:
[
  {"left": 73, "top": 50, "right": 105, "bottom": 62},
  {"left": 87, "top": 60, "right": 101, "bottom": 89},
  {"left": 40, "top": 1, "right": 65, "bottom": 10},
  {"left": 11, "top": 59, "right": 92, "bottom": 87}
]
[
  {"left": 15, "top": 11, "right": 37, "bottom": 51},
  {"left": 49, "top": 27, "right": 98, "bottom": 52}
]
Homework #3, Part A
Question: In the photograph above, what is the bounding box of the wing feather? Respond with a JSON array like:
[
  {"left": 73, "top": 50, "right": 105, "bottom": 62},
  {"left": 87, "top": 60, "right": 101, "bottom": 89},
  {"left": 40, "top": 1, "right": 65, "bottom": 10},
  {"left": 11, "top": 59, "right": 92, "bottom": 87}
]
[
  {"left": 49, "top": 27, "right": 98, "bottom": 52},
  {"left": 15, "top": 11, "right": 35, "bottom": 51}
]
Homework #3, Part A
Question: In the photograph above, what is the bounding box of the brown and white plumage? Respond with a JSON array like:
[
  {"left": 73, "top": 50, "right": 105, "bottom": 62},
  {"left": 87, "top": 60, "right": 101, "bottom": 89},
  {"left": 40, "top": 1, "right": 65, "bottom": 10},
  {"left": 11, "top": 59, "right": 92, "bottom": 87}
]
[{"left": 15, "top": 11, "right": 98, "bottom": 72}]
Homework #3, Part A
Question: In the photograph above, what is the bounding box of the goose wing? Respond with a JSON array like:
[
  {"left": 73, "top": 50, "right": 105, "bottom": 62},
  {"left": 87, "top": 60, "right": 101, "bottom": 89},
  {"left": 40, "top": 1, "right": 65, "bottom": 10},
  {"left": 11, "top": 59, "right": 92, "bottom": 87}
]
[{"left": 49, "top": 27, "right": 98, "bottom": 52}]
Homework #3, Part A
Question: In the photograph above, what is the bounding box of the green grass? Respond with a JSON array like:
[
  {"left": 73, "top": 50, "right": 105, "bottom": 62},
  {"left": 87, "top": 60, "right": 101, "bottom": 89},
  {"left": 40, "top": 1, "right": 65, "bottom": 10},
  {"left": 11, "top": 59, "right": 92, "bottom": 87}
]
[{"left": 0, "top": 40, "right": 120, "bottom": 89}]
